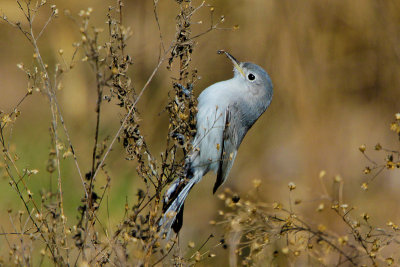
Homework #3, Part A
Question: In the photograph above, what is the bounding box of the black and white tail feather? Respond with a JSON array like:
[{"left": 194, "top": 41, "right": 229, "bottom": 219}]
[{"left": 159, "top": 161, "right": 199, "bottom": 239}]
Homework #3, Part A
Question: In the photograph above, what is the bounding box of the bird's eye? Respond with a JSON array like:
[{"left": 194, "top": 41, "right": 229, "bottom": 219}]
[{"left": 248, "top": 73, "right": 255, "bottom": 81}]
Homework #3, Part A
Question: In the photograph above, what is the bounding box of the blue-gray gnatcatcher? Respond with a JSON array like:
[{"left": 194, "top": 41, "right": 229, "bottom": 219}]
[{"left": 160, "top": 50, "right": 273, "bottom": 237}]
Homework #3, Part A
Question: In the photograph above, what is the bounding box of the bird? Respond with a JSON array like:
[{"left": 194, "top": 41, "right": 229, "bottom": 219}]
[{"left": 159, "top": 50, "right": 273, "bottom": 238}]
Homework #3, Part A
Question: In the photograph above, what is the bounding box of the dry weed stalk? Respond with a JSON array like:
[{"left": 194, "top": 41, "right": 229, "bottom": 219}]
[
  {"left": 218, "top": 185, "right": 399, "bottom": 266},
  {"left": 0, "top": 0, "right": 226, "bottom": 266},
  {"left": 218, "top": 115, "right": 400, "bottom": 266}
]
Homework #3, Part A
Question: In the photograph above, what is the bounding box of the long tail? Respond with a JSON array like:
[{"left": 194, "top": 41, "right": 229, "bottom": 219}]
[{"left": 159, "top": 170, "right": 200, "bottom": 239}]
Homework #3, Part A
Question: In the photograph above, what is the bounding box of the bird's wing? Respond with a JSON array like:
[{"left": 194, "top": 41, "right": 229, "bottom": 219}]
[{"left": 213, "top": 104, "right": 240, "bottom": 194}]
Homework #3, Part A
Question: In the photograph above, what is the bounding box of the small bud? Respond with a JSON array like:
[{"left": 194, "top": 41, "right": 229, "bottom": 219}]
[
  {"left": 390, "top": 122, "right": 398, "bottom": 132},
  {"left": 112, "top": 67, "right": 118, "bottom": 75},
  {"left": 361, "top": 212, "right": 370, "bottom": 221},
  {"left": 317, "top": 224, "right": 326, "bottom": 232},
  {"left": 272, "top": 202, "right": 282, "bottom": 210},
  {"left": 338, "top": 235, "right": 348, "bottom": 245},
  {"left": 63, "top": 150, "right": 73, "bottom": 158},
  {"left": 359, "top": 144, "right": 366, "bottom": 153},
  {"left": 374, "top": 143, "right": 382, "bottom": 150},
  {"left": 2, "top": 114, "right": 12, "bottom": 124},
  {"left": 361, "top": 182, "right": 368, "bottom": 191},
  {"left": 386, "top": 257, "right": 394, "bottom": 266},
  {"left": 281, "top": 247, "right": 289, "bottom": 254},
  {"left": 217, "top": 193, "right": 226, "bottom": 200},
  {"left": 194, "top": 251, "right": 201, "bottom": 262},
  {"left": 232, "top": 194, "right": 240, "bottom": 203},
  {"left": 334, "top": 175, "right": 342, "bottom": 183},
  {"left": 316, "top": 203, "right": 324, "bottom": 212},
  {"left": 188, "top": 241, "right": 195, "bottom": 248},
  {"left": 288, "top": 182, "right": 296, "bottom": 191}
]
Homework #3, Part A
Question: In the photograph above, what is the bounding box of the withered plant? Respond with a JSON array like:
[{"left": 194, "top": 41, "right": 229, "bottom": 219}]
[
  {"left": 1, "top": 1, "right": 400, "bottom": 267},
  {"left": 0, "top": 0, "right": 229, "bottom": 266},
  {"left": 217, "top": 114, "right": 400, "bottom": 266}
]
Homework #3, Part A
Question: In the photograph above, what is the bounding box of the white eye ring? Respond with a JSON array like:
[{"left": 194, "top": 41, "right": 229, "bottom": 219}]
[{"left": 248, "top": 73, "right": 255, "bottom": 81}]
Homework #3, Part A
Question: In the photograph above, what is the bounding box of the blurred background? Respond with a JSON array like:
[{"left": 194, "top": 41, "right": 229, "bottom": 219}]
[{"left": 1, "top": 0, "right": 400, "bottom": 264}]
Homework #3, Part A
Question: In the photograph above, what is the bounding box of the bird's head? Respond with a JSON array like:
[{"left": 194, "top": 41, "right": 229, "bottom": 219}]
[{"left": 218, "top": 50, "right": 273, "bottom": 98}]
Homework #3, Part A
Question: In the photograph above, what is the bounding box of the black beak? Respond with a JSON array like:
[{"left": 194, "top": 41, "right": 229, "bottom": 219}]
[{"left": 217, "top": 50, "right": 245, "bottom": 77}]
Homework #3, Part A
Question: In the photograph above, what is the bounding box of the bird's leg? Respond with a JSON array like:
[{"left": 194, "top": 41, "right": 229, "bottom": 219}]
[{"left": 174, "top": 82, "right": 193, "bottom": 97}]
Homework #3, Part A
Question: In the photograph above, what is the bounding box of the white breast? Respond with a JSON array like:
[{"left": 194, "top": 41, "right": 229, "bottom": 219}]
[{"left": 190, "top": 78, "right": 242, "bottom": 174}]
